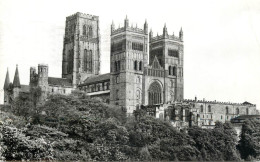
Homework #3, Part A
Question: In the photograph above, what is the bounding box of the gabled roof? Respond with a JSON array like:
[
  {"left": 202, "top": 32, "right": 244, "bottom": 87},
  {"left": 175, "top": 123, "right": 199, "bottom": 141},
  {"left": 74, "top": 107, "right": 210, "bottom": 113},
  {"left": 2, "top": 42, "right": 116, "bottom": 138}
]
[
  {"left": 81, "top": 73, "right": 110, "bottom": 85},
  {"left": 3, "top": 68, "right": 10, "bottom": 90},
  {"left": 48, "top": 77, "right": 72, "bottom": 87},
  {"left": 13, "top": 65, "right": 21, "bottom": 88},
  {"left": 150, "top": 56, "right": 163, "bottom": 69}
]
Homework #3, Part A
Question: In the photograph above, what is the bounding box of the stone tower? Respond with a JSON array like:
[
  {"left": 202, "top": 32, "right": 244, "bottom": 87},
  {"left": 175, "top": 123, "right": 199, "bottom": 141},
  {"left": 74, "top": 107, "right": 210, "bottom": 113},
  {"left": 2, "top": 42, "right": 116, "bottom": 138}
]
[
  {"left": 149, "top": 25, "right": 184, "bottom": 102},
  {"left": 62, "top": 12, "right": 101, "bottom": 87},
  {"left": 110, "top": 16, "right": 148, "bottom": 115},
  {"left": 3, "top": 68, "right": 10, "bottom": 104},
  {"left": 13, "top": 65, "right": 21, "bottom": 99},
  {"left": 37, "top": 64, "right": 49, "bottom": 100}
]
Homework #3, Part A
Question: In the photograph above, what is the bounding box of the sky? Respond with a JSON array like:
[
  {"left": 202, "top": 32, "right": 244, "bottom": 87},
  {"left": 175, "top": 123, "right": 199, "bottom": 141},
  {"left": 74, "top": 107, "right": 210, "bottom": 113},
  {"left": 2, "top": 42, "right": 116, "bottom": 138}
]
[{"left": 0, "top": 0, "right": 259, "bottom": 109}]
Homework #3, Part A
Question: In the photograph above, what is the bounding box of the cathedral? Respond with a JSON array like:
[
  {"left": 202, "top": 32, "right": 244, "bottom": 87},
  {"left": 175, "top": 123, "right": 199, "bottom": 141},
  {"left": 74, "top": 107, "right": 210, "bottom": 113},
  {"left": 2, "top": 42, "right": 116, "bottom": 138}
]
[{"left": 3, "top": 12, "right": 257, "bottom": 128}]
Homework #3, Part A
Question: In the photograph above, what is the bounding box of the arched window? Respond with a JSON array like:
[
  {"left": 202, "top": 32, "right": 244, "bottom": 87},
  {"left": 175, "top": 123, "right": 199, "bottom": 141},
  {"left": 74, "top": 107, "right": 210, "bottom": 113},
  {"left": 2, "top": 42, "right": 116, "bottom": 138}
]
[
  {"left": 134, "top": 60, "right": 138, "bottom": 70},
  {"left": 83, "top": 25, "right": 86, "bottom": 36},
  {"left": 172, "top": 66, "right": 176, "bottom": 76},
  {"left": 87, "top": 50, "right": 92, "bottom": 72},
  {"left": 168, "top": 66, "right": 172, "bottom": 75},
  {"left": 117, "top": 61, "right": 121, "bottom": 71},
  {"left": 116, "top": 89, "right": 119, "bottom": 100},
  {"left": 148, "top": 81, "right": 162, "bottom": 105},
  {"left": 139, "top": 61, "right": 142, "bottom": 71},
  {"left": 114, "top": 61, "right": 117, "bottom": 72},
  {"left": 246, "top": 108, "right": 249, "bottom": 115},
  {"left": 226, "top": 106, "right": 229, "bottom": 114},
  {"left": 208, "top": 105, "right": 211, "bottom": 112},
  {"left": 88, "top": 26, "right": 93, "bottom": 38},
  {"left": 236, "top": 108, "right": 239, "bottom": 115},
  {"left": 200, "top": 105, "right": 203, "bottom": 112}
]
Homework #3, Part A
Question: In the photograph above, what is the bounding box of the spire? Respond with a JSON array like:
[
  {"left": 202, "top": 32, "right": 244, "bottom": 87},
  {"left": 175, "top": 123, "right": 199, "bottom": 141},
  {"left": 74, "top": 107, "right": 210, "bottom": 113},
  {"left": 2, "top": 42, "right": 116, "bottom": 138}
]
[
  {"left": 124, "top": 15, "right": 129, "bottom": 28},
  {"left": 13, "top": 64, "right": 21, "bottom": 88},
  {"left": 111, "top": 20, "right": 115, "bottom": 32},
  {"left": 144, "top": 19, "right": 148, "bottom": 34},
  {"left": 3, "top": 68, "right": 10, "bottom": 90},
  {"left": 179, "top": 27, "right": 183, "bottom": 41},
  {"left": 163, "top": 23, "right": 168, "bottom": 37},
  {"left": 149, "top": 29, "right": 153, "bottom": 40}
]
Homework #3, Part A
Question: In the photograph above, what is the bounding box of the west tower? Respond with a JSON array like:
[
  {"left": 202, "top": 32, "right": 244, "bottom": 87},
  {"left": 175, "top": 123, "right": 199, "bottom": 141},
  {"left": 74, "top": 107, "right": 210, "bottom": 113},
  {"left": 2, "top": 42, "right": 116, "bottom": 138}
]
[
  {"left": 110, "top": 16, "right": 148, "bottom": 115},
  {"left": 62, "top": 12, "right": 101, "bottom": 87},
  {"left": 149, "top": 25, "right": 184, "bottom": 102}
]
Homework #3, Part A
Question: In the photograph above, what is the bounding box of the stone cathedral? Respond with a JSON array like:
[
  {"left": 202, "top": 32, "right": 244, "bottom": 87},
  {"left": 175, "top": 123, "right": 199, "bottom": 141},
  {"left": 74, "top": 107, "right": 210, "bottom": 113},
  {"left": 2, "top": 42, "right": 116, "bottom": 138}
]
[{"left": 3, "top": 12, "right": 257, "bottom": 128}]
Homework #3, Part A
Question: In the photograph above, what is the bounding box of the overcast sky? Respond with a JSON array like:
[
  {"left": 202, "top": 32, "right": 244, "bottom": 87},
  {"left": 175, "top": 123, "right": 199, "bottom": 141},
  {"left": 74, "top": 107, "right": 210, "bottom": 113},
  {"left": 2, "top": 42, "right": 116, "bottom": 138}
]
[{"left": 0, "top": 0, "right": 259, "bottom": 109}]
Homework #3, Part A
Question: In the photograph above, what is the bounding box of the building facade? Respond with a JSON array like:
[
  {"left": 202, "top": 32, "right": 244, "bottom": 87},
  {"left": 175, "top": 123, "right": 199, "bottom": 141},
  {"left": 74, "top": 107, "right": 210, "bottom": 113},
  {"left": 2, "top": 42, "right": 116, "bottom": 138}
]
[{"left": 3, "top": 12, "right": 257, "bottom": 127}]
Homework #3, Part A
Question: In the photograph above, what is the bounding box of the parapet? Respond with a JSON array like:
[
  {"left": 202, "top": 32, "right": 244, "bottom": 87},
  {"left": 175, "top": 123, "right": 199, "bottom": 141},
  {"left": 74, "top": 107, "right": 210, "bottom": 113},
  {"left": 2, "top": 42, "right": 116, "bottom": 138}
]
[
  {"left": 183, "top": 99, "right": 256, "bottom": 107},
  {"left": 150, "top": 33, "right": 182, "bottom": 42},
  {"left": 111, "top": 26, "right": 146, "bottom": 35},
  {"left": 66, "top": 12, "right": 99, "bottom": 21},
  {"left": 38, "top": 64, "right": 48, "bottom": 67}
]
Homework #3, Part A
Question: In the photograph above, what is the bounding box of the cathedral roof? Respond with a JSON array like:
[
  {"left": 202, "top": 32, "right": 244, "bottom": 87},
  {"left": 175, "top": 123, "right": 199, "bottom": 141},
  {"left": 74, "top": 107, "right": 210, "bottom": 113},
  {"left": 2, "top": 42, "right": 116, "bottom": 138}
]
[
  {"left": 3, "top": 68, "right": 10, "bottom": 90},
  {"left": 13, "top": 65, "right": 21, "bottom": 88},
  {"left": 48, "top": 77, "right": 72, "bottom": 87},
  {"left": 82, "top": 73, "right": 110, "bottom": 85}
]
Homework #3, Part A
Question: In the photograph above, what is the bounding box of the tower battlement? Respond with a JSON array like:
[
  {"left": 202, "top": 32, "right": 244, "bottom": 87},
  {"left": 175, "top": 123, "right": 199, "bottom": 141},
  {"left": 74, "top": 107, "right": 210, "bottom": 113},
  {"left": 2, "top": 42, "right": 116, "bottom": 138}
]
[
  {"left": 150, "top": 33, "right": 182, "bottom": 42},
  {"left": 66, "top": 12, "right": 99, "bottom": 21},
  {"left": 111, "top": 16, "right": 148, "bottom": 35}
]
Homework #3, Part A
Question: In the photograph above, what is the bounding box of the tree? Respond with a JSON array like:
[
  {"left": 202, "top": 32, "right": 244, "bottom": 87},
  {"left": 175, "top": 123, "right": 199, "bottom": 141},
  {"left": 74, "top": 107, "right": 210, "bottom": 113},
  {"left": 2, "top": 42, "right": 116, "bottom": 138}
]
[{"left": 238, "top": 119, "right": 260, "bottom": 160}]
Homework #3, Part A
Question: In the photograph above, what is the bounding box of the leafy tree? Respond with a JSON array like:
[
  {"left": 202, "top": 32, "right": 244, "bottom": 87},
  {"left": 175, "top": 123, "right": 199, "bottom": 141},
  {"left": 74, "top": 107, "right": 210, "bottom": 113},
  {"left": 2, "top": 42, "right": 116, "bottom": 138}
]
[{"left": 238, "top": 119, "right": 260, "bottom": 160}]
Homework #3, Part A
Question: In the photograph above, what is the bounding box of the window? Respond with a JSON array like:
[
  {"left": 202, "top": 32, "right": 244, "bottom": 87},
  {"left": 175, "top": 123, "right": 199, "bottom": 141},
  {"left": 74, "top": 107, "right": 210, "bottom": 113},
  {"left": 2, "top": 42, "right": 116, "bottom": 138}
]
[
  {"left": 168, "top": 49, "right": 179, "bottom": 57},
  {"left": 114, "top": 61, "right": 117, "bottom": 72},
  {"left": 246, "top": 108, "right": 249, "bottom": 115},
  {"left": 236, "top": 108, "right": 239, "bottom": 115},
  {"left": 226, "top": 107, "right": 229, "bottom": 114},
  {"left": 83, "top": 25, "right": 86, "bottom": 36},
  {"left": 116, "top": 76, "right": 119, "bottom": 84},
  {"left": 134, "top": 60, "right": 138, "bottom": 70},
  {"left": 208, "top": 105, "right": 211, "bottom": 112},
  {"left": 221, "top": 115, "right": 223, "bottom": 119},
  {"left": 116, "top": 89, "right": 119, "bottom": 100},
  {"left": 200, "top": 105, "right": 203, "bottom": 112},
  {"left": 52, "top": 88, "right": 54, "bottom": 92},
  {"left": 117, "top": 61, "right": 121, "bottom": 71},
  {"left": 132, "top": 42, "right": 143, "bottom": 51},
  {"left": 88, "top": 26, "right": 93, "bottom": 38},
  {"left": 168, "top": 66, "right": 172, "bottom": 75},
  {"left": 84, "top": 49, "right": 92, "bottom": 72},
  {"left": 172, "top": 66, "right": 176, "bottom": 76},
  {"left": 139, "top": 61, "right": 142, "bottom": 71},
  {"left": 106, "top": 82, "right": 110, "bottom": 90},
  {"left": 63, "top": 89, "right": 66, "bottom": 93}
]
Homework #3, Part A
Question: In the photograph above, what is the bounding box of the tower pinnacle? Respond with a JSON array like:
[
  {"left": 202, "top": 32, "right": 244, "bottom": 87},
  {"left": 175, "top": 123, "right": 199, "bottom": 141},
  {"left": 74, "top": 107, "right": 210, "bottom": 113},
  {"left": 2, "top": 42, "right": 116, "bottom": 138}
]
[
  {"left": 3, "top": 68, "right": 10, "bottom": 90},
  {"left": 13, "top": 64, "right": 21, "bottom": 88}
]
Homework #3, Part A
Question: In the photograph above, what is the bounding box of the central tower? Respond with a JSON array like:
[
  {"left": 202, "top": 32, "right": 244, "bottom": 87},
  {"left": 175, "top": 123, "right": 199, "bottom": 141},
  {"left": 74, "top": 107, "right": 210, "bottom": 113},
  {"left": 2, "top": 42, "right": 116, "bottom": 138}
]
[
  {"left": 110, "top": 16, "right": 148, "bottom": 115},
  {"left": 62, "top": 12, "right": 101, "bottom": 87}
]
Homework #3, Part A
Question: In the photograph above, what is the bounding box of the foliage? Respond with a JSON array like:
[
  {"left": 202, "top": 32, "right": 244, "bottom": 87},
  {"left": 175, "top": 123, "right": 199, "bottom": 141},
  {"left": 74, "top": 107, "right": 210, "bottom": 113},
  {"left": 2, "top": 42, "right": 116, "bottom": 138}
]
[
  {"left": 188, "top": 121, "right": 240, "bottom": 161},
  {"left": 238, "top": 119, "right": 260, "bottom": 160}
]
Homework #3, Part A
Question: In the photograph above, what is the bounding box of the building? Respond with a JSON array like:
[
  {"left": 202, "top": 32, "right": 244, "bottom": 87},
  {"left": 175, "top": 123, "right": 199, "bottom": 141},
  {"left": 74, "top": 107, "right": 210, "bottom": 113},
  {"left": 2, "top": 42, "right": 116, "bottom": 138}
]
[{"left": 3, "top": 12, "right": 257, "bottom": 127}]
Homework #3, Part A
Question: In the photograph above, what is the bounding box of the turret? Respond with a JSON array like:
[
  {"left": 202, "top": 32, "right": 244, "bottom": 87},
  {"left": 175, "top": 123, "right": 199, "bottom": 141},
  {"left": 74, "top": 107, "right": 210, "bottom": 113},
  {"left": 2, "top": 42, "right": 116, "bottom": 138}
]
[
  {"left": 3, "top": 68, "right": 10, "bottom": 105},
  {"left": 144, "top": 19, "right": 148, "bottom": 34},
  {"left": 13, "top": 64, "right": 21, "bottom": 98},
  {"left": 163, "top": 23, "right": 168, "bottom": 38},
  {"left": 38, "top": 64, "right": 48, "bottom": 86},
  {"left": 111, "top": 20, "right": 115, "bottom": 33},
  {"left": 179, "top": 27, "right": 183, "bottom": 41},
  {"left": 13, "top": 64, "right": 21, "bottom": 88},
  {"left": 30, "top": 67, "right": 37, "bottom": 86},
  {"left": 3, "top": 68, "right": 10, "bottom": 91},
  {"left": 149, "top": 29, "right": 153, "bottom": 41},
  {"left": 124, "top": 15, "right": 129, "bottom": 28}
]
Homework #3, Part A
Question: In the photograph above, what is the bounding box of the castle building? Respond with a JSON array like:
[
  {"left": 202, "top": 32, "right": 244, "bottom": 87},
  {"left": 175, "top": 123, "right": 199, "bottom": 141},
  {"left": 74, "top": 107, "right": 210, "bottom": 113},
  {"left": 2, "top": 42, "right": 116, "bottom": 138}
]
[{"left": 3, "top": 12, "right": 257, "bottom": 126}]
